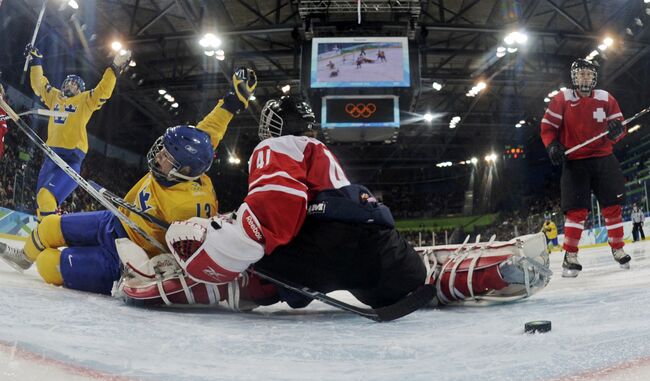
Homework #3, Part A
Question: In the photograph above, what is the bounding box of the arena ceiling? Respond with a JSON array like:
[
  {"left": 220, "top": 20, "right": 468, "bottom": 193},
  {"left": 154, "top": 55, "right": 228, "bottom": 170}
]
[{"left": 2, "top": 0, "right": 650, "bottom": 186}]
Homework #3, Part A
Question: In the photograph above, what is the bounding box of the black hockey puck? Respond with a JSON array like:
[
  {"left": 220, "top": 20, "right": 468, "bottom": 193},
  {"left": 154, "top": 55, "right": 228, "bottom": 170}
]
[{"left": 524, "top": 320, "right": 551, "bottom": 334}]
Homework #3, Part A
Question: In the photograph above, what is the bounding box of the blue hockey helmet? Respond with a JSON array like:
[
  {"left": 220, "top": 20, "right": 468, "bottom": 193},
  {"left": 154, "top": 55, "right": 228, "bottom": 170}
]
[
  {"left": 147, "top": 125, "right": 214, "bottom": 183},
  {"left": 61, "top": 74, "right": 85, "bottom": 97}
]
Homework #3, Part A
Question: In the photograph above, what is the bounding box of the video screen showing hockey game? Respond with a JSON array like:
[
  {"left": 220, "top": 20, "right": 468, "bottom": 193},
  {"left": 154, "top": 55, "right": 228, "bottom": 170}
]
[{"left": 310, "top": 37, "right": 410, "bottom": 88}]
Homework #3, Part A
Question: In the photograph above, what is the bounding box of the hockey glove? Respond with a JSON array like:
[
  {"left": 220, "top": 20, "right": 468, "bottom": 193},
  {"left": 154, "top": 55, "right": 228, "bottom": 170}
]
[
  {"left": 546, "top": 140, "right": 566, "bottom": 166},
  {"left": 233, "top": 68, "right": 257, "bottom": 108},
  {"left": 24, "top": 44, "right": 43, "bottom": 66},
  {"left": 110, "top": 50, "right": 133, "bottom": 75},
  {"left": 222, "top": 68, "right": 257, "bottom": 114},
  {"left": 607, "top": 119, "right": 625, "bottom": 141}
]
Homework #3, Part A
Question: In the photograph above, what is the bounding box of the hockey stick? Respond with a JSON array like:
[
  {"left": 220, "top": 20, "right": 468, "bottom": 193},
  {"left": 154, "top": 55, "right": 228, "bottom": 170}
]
[
  {"left": 565, "top": 106, "right": 650, "bottom": 155},
  {"left": 0, "top": 108, "right": 68, "bottom": 122},
  {"left": 0, "top": 97, "right": 167, "bottom": 253},
  {"left": 21, "top": 0, "right": 48, "bottom": 85},
  {"left": 90, "top": 181, "right": 435, "bottom": 322}
]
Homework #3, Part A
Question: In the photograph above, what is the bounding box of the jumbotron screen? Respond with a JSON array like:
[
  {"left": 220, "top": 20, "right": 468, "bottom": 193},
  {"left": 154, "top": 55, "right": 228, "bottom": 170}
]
[
  {"left": 310, "top": 37, "right": 411, "bottom": 88},
  {"left": 321, "top": 95, "right": 399, "bottom": 128}
]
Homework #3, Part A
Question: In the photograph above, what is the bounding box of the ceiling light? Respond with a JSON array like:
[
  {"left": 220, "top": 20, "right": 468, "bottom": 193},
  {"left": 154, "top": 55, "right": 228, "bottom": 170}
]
[
  {"left": 204, "top": 50, "right": 215, "bottom": 56},
  {"left": 158, "top": 89, "right": 167, "bottom": 95},
  {"left": 507, "top": 47, "right": 518, "bottom": 53},
  {"left": 111, "top": 41, "right": 122, "bottom": 51},
  {"left": 598, "top": 44, "right": 607, "bottom": 51},
  {"left": 629, "top": 124, "right": 641, "bottom": 133},
  {"left": 544, "top": 97, "right": 551, "bottom": 103},
  {"left": 603, "top": 37, "right": 614, "bottom": 46},
  {"left": 171, "top": 102, "right": 179, "bottom": 108},
  {"left": 496, "top": 46, "right": 506, "bottom": 53},
  {"left": 496, "top": 51, "right": 506, "bottom": 58},
  {"left": 432, "top": 82, "right": 442, "bottom": 91},
  {"left": 470, "top": 157, "right": 478, "bottom": 164},
  {"left": 199, "top": 33, "right": 221, "bottom": 49},
  {"left": 129, "top": 60, "right": 136, "bottom": 67},
  {"left": 249, "top": 95, "right": 256, "bottom": 101},
  {"left": 281, "top": 84, "right": 291, "bottom": 94},
  {"left": 68, "top": 0, "right": 79, "bottom": 9}
]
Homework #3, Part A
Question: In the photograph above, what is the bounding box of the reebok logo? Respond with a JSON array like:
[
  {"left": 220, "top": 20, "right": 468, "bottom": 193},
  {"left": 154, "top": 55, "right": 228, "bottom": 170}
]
[
  {"left": 245, "top": 214, "right": 264, "bottom": 242},
  {"left": 203, "top": 266, "right": 229, "bottom": 283}
]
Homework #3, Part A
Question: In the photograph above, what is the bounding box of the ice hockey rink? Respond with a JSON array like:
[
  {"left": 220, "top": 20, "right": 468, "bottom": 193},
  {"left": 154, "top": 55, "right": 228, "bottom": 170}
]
[{"left": 1, "top": 237, "right": 650, "bottom": 381}]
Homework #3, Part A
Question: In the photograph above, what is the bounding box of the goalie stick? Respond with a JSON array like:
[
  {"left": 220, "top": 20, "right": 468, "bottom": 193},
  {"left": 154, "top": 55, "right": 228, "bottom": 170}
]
[
  {"left": 565, "top": 105, "right": 650, "bottom": 155},
  {"left": 89, "top": 181, "right": 436, "bottom": 322},
  {"left": 0, "top": 96, "right": 167, "bottom": 254}
]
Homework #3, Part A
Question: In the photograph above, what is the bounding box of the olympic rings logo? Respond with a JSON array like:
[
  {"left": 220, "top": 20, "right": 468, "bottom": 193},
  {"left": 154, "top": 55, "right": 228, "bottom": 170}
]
[{"left": 345, "top": 103, "right": 377, "bottom": 118}]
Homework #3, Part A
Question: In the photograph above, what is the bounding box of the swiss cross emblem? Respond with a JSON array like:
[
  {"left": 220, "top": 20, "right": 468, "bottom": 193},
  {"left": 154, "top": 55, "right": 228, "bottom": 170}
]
[{"left": 593, "top": 107, "right": 606, "bottom": 123}]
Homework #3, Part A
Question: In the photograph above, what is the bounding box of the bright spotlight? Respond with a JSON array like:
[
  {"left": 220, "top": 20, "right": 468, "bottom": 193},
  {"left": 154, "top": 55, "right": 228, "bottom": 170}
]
[
  {"left": 515, "top": 32, "right": 528, "bottom": 44},
  {"left": 504, "top": 34, "right": 515, "bottom": 45},
  {"left": 158, "top": 89, "right": 167, "bottom": 95},
  {"left": 544, "top": 97, "right": 551, "bottom": 103},
  {"left": 598, "top": 44, "right": 608, "bottom": 51},
  {"left": 129, "top": 60, "right": 136, "bottom": 67},
  {"left": 432, "top": 82, "right": 443, "bottom": 91},
  {"left": 215, "top": 49, "right": 225, "bottom": 61},
  {"left": 470, "top": 157, "right": 478, "bottom": 164},
  {"left": 629, "top": 124, "right": 641, "bottom": 133},
  {"left": 476, "top": 81, "right": 487, "bottom": 90},
  {"left": 281, "top": 84, "right": 291, "bottom": 94},
  {"left": 111, "top": 41, "right": 122, "bottom": 51},
  {"left": 171, "top": 102, "right": 179, "bottom": 108},
  {"left": 515, "top": 123, "right": 522, "bottom": 128},
  {"left": 423, "top": 113, "right": 434, "bottom": 122},
  {"left": 119, "top": 49, "right": 128, "bottom": 56},
  {"left": 507, "top": 47, "right": 518, "bottom": 53},
  {"left": 519, "top": 119, "right": 526, "bottom": 124},
  {"left": 204, "top": 50, "right": 215, "bottom": 56},
  {"left": 68, "top": 0, "right": 79, "bottom": 9},
  {"left": 199, "top": 33, "right": 221, "bottom": 49},
  {"left": 496, "top": 51, "right": 506, "bottom": 58},
  {"left": 249, "top": 95, "right": 256, "bottom": 101},
  {"left": 496, "top": 46, "right": 506, "bottom": 53},
  {"left": 603, "top": 37, "right": 614, "bottom": 46}
]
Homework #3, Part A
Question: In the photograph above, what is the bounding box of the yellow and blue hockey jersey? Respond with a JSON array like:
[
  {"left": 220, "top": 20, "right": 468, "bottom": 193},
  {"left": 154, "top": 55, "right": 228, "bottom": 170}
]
[
  {"left": 30, "top": 65, "right": 116, "bottom": 153},
  {"left": 120, "top": 99, "right": 235, "bottom": 255}
]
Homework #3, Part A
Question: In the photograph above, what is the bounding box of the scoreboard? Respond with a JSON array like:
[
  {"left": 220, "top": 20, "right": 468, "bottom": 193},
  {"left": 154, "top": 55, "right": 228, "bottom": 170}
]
[{"left": 503, "top": 145, "right": 526, "bottom": 159}]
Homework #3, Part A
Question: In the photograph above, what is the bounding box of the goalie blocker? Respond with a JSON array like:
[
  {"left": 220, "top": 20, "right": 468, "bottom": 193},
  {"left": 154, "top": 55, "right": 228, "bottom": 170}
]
[{"left": 119, "top": 232, "right": 552, "bottom": 309}]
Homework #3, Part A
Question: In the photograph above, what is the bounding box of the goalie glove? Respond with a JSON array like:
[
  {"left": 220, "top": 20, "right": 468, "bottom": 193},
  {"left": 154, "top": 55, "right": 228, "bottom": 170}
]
[
  {"left": 110, "top": 50, "right": 132, "bottom": 75},
  {"left": 165, "top": 203, "right": 265, "bottom": 285}
]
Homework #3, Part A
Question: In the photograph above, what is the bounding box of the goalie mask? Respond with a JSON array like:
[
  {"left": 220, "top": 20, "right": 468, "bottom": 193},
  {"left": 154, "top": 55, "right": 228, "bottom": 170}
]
[
  {"left": 61, "top": 74, "right": 85, "bottom": 97},
  {"left": 147, "top": 125, "right": 214, "bottom": 184},
  {"left": 570, "top": 59, "right": 597, "bottom": 94},
  {"left": 258, "top": 96, "right": 316, "bottom": 140}
]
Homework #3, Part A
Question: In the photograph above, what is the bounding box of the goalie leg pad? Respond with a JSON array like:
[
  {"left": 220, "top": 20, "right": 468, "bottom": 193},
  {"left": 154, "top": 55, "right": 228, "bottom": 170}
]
[
  {"left": 423, "top": 233, "right": 551, "bottom": 305},
  {"left": 121, "top": 261, "right": 279, "bottom": 310}
]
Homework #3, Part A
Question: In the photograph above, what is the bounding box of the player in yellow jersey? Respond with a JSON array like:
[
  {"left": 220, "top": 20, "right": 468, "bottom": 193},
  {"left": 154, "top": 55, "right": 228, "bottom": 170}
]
[
  {"left": 0, "top": 68, "right": 257, "bottom": 295},
  {"left": 25, "top": 44, "right": 132, "bottom": 220},
  {"left": 541, "top": 213, "right": 559, "bottom": 252}
]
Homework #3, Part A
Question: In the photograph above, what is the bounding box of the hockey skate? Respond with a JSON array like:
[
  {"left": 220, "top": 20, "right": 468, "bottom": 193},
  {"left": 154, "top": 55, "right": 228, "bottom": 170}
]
[
  {"left": 612, "top": 248, "right": 631, "bottom": 270},
  {"left": 0, "top": 242, "right": 32, "bottom": 272},
  {"left": 562, "top": 251, "right": 582, "bottom": 278}
]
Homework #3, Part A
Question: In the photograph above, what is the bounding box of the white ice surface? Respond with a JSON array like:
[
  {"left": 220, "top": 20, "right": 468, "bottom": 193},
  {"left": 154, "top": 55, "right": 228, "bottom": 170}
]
[{"left": 2, "top": 238, "right": 650, "bottom": 381}]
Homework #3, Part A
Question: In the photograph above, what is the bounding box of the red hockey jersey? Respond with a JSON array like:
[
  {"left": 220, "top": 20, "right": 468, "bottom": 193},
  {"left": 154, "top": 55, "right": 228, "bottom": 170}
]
[
  {"left": 540, "top": 89, "right": 625, "bottom": 160},
  {"left": 244, "top": 135, "right": 351, "bottom": 254}
]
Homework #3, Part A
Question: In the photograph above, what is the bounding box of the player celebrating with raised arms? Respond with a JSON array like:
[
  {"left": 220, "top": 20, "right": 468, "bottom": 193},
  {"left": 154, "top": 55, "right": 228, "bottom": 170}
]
[
  {"left": 24, "top": 44, "right": 132, "bottom": 220},
  {"left": 541, "top": 59, "right": 630, "bottom": 277},
  {"left": 0, "top": 69, "right": 257, "bottom": 296},
  {"left": 121, "top": 96, "right": 551, "bottom": 312}
]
